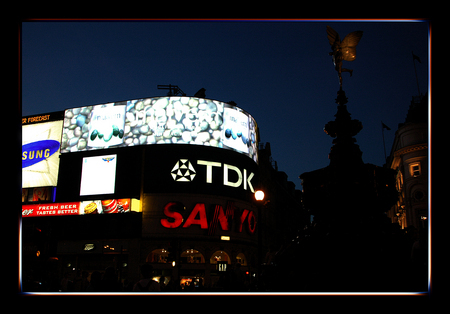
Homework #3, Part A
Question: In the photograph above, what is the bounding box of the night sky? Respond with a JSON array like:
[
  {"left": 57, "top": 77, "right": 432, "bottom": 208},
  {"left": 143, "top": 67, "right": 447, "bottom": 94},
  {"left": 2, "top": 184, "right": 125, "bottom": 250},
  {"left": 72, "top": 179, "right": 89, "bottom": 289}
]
[{"left": 21, "top": 20, "right": 429, "bottom": 189}]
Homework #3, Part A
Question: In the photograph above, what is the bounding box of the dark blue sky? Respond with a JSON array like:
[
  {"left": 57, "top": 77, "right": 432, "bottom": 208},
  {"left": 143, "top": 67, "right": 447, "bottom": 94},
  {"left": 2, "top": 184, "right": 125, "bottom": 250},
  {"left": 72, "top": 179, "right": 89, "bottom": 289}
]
[{"left": 21, "top": 20, "right": 429, "bottom": 189}]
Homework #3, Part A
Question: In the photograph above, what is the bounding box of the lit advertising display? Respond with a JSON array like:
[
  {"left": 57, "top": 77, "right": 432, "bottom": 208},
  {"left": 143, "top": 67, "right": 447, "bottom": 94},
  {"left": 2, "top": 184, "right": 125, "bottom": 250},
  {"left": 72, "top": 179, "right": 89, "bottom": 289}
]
[
  {"left": 22, "top": 120, "right": 63, "bottom": 188},
  {"left": 79, "top": 154, "right": 117, "bottom": 196},
  {"left": 22, "top": 187, "right": 52, "bottom": 203},
  {"left": 56, "top": 142, "right": 257, "bottom": 204},
  {"left": 141, "top": 193, "right": 258, "bottom": 240},
  {"left": 22, "top": 198, "right": 139, "bottom": 217},
  {"left": 160, "top": 201, "right": 256, "bottom": 235},
  {"left": 61, "top": 97, "right": 258, "bottom": 163},
  {"left": 143, "top": 144, "right": 259, "bottom": 202},
  {"left": 56, "top": 146, "right": 143, "bottom": 202},
  {"left": 22, "top": 201, "right": 80, "bottom": 217}
]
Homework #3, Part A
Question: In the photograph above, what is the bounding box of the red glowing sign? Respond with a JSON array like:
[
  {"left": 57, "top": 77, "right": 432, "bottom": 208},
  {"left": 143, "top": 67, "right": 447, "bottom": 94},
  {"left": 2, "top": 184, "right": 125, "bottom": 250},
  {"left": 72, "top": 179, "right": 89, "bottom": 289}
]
[
  {"left": 22, "top": 202, "right": 80, "bottom": 217},
  {"left": 160, "top": 201, "right": 256, "bottom": 235},
  {"left": 22, "top": 199, "right": 132, "bottom": 217}
]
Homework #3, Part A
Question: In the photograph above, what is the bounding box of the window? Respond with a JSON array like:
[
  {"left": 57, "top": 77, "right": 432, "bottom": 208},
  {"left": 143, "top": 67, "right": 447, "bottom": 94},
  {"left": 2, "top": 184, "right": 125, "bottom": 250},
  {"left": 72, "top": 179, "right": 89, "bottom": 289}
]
[
  {"left": 414, "top": 190, "right": 425, "bottom": 201},
  {"left": 410, "top": 163, "right": 421, "bottom": 177},
  {"left": 181, "top": 249, "right": 205, "bottom": 263},
  {"left": 236, "top": 253, "right": 247, "bottom": 266},
  {"left": 148, "top": 249, "right": 169, "bottom": 263},
  {"left": 396, "top": 171, "right": 403, "bottom": 191},
  {"left": 210, "top": 250, "right": 230, "bottom": 264}
]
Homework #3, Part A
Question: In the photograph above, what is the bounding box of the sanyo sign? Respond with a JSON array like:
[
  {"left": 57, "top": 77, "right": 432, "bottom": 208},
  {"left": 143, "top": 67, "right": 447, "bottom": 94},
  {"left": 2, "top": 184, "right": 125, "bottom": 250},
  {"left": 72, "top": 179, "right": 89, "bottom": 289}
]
[{"left": 171, "top": 159, "right": 255, "bottom": 193}]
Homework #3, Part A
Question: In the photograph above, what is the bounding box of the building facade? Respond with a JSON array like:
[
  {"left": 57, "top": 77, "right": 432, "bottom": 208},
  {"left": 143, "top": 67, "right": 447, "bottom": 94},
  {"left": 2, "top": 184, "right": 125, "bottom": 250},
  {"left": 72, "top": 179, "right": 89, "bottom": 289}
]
[
  {"left": 386, "top": 94, "right": 429, "bottom": 231},
  {"left": 21, "top": 95, "right": 303, "bottom": 292}
]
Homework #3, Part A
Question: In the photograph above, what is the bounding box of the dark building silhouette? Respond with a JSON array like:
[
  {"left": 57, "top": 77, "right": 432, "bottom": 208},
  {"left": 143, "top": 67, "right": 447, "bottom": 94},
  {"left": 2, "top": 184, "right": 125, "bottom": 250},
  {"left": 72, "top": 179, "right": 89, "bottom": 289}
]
[
  {"left": 287, "top": 90, "right": 424, "bottom": 292},
  {"left": 257, "top": 142, "right": 304, "bottom": 261}
]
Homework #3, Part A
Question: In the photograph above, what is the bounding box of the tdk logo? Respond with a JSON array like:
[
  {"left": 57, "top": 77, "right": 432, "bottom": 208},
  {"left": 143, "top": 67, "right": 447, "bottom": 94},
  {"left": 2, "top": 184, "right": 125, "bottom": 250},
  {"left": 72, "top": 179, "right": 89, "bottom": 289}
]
[
  {"left": 171, "top": 159, "right": 197, "bottom": 182},
  {"left": 171, "top": 159, "right": 255, "bottom": 193}
]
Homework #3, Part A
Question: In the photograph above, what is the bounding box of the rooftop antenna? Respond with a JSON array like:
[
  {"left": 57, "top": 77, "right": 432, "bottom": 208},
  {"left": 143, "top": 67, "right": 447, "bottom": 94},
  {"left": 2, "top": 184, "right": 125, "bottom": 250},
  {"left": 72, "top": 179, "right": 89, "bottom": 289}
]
[
  {"left": 157, "top": 84, "right": 186, "bottom": 96},
  {"left": 412, "top": 52, "right": 422, "bottom": 96}
]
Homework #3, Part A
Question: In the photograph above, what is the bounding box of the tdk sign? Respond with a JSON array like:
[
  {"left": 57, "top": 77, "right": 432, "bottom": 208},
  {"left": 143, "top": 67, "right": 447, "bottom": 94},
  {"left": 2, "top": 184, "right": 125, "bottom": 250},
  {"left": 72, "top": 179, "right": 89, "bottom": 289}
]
[
  {"left": 171, "top": 159, "right": 197, "bottom": 182},
  {"left": 22, "top": 140, "right": 60, "bottom": 168},
  {"left": 171, "top": 159, "right": 255, "bottom": 193}
]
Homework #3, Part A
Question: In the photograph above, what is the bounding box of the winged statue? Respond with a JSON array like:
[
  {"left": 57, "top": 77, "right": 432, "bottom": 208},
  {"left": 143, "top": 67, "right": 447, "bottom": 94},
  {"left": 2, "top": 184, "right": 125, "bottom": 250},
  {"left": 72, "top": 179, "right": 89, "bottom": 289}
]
[{"left": 327, "top": 26, "right": 363, "bottom": 88}]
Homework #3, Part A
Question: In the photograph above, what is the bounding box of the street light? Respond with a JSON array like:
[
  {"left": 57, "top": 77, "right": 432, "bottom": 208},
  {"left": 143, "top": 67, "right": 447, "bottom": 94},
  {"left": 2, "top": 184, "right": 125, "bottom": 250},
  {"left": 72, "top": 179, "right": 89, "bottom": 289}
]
[
  {"left": 254, "top": 190, "right": 265, "bottom": 289},
  {"left": 255, "top": 190, "right": 265, "bottom": 201}
]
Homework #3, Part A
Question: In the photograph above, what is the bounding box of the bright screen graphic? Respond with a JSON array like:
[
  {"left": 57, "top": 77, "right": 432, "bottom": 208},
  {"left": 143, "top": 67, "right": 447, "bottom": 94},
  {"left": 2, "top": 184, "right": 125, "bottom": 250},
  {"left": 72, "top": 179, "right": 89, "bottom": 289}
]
[
  {"left": 223, "top": 107, "right": 252, "bottom": 154},
  {"left": 22, "top": 198, "right": 136, "bottom": 217},
  {"left": 22, "top": 120, "right": 63, "bottom": 188},
  {"left": 88, "top": 105, "right": 126, "bottom": 148},
  {"left": 79, "top": 154, "right": 117, "bottom": 196},
  {"left": 62, "top": 97, "right": 258, "bottom": 162}
]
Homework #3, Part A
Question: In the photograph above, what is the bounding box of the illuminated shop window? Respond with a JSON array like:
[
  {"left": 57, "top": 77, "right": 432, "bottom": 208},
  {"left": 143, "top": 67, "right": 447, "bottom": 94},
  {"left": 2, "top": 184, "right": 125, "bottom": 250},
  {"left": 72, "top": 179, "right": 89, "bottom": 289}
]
[
  {"left": 148, "top": 249, "right": 169, "bottom": 263},
  {"left": 180, "top": 249, "right": 205, "bottom": 264},
  {"left": 410, "top": 163, "right": 421, "bottom": 177},
  {"left": 236, "top": 253, "right": 247, "bottom": 266},
  {"left": 210, "top": 250, "right": 230, "bottom": 264}
]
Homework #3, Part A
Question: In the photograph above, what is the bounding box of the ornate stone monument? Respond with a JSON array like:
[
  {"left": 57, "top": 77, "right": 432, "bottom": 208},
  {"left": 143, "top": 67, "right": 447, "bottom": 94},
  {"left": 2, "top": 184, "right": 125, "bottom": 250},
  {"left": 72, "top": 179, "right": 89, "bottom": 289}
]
[{"left": 272, "top": 26, "right": 420, "bottom": 292}]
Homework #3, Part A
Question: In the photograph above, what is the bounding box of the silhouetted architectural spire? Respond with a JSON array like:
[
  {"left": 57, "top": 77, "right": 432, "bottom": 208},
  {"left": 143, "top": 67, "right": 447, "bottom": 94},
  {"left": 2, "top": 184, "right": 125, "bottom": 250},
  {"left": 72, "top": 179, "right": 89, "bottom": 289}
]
[
  {"left": 300, "top": 89, "right": 397, "bottom": 232},
  {"left": 324, "top": 90, "right": 363, "bottom": 167}
]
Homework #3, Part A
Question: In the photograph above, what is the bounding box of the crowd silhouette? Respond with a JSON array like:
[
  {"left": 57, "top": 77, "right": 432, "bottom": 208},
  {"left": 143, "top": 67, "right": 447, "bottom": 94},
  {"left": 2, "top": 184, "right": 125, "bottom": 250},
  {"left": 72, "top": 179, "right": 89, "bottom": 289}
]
[
  {"left": 21, "top": 225, "right": 428, "bottom": 293},
  {"left": 21, "top": 262, "right": 256, "bottom": 293}
]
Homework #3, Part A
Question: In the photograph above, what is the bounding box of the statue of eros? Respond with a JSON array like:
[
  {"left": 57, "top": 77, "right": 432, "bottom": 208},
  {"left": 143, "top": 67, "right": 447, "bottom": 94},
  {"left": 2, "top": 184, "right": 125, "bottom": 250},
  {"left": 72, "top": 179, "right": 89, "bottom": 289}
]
[{"left": 327, "top": 26, "right": 363, "bottom": 88}]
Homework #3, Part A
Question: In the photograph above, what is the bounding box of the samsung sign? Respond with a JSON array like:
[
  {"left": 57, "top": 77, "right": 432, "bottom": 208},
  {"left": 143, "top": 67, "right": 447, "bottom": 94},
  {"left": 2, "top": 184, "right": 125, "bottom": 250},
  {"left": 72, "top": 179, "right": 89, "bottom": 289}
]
[
  {"left": 22, "top": 120, "right": 63, "bottom": 188},
  {"left": 22, "top": 140, "right": 60, "bottom": 168}
]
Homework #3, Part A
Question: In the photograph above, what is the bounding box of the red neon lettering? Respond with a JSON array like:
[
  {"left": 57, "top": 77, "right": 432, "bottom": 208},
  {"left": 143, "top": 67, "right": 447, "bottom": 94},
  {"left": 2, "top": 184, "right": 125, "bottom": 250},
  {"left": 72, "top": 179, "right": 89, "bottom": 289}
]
[
  {"left": 247, "top": 210, "right": 256, "bottom": 234},
  {"left": 183, "top": 203, "right": 208, "bottom": 229},
  {"left": 217, "top": 206, "right": 229, "bottom": 231},
  {"left": 160, "top": 201, "right": 256, "bottom": 235},
  {"left": 208, "top": 205, "right": 221, "bottom": 235},
  {"left": 238, "top": 209, "right": 249, "bottom": 232},
  {"left": 208, "top": 205, "right": 230, "bottom": 236},
  {"left": 160, "top": 202, "right": 184, "bottom": 228}
]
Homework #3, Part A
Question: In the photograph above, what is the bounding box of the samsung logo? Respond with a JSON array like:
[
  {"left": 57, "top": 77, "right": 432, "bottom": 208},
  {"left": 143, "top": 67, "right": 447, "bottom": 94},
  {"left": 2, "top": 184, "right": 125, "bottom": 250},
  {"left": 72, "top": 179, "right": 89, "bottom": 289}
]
[{"left": 22, "top": 140, "right": 60, "bottom": 168}]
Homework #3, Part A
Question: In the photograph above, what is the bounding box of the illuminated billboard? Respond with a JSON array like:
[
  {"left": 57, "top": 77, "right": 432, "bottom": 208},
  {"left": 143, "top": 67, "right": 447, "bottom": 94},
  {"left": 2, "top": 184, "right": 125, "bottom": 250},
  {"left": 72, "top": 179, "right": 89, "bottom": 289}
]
[
  {"left": 61, "top": 97, "right": 258, "bottom": 162},
  {"left": 56, "top": 146, "right": 143, "bottom": 202},
  {"left": 22, "top": 198, "right": 140, "bottom": 217},
  {"left": 56, "top": 142, "right": 258, "bottom": 203},
  {"left": 141, "top": 193, "right": 258, "bottom": 240},
  {"left": 79, "top": 154, "right": 117, "bottom": 196},
  {"left": 142, "top": 144, "right": 259, "bottom": 202},
  {"left": 22, "top": 120, "right": 63, "bottom": 188}
]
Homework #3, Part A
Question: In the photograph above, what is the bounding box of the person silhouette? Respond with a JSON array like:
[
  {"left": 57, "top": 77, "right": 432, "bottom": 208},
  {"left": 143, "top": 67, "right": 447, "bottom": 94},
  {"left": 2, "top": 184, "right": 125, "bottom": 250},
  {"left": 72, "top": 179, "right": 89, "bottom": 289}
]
[
  {"left": 133, "top": 264, "right": 161, "bottom": 292},
  {"left": 100, "top": 267, "right": 121, "bottom": 292}
]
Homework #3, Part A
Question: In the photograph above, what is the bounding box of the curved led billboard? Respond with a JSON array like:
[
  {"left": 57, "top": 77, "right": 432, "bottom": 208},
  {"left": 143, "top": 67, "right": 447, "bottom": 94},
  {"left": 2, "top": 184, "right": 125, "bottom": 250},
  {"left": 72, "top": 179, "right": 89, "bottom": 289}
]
[{"left": 61, "top": 97, "right": 258, "bottom": 163}]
